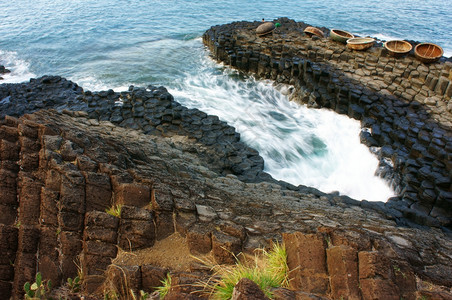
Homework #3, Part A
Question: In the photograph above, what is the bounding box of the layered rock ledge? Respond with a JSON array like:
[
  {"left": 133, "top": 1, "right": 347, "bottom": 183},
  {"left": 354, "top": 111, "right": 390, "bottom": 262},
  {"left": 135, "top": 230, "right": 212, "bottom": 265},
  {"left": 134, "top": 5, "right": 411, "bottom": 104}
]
[
  {"left": 202, "top": 17, "right": 452, "bottom": 230},
  {"left": 1, "top": 107, "right": 451, "bottom": 299}
]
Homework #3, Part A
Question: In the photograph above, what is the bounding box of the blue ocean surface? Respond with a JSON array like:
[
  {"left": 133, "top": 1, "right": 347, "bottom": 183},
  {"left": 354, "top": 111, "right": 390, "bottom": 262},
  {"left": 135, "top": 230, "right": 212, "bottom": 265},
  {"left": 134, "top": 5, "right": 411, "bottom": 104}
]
[
  {"left": 1, "top": 0, "right": 450, "bottom": 201},
  {"left": 1, "top": 0, "right": 450, "bottom": 87}
]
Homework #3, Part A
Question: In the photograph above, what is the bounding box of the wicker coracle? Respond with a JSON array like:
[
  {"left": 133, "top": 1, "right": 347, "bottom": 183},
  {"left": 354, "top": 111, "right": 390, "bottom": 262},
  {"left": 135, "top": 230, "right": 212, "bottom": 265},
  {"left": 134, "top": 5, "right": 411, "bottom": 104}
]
[
  {"left": 414, "top": 42, "right": 443, "bottom": 63},
  {"left": 304, "top": 26, "right": 324, "bottom": 38},
  {"left": 329, "top": 29, "right": 354, "bottom": 43},
  {"left": 384, "top": 40, "right": 413, "bottom": 57},
  {"left": 346, "top": 37, "right": 375, "bottom": 51}
]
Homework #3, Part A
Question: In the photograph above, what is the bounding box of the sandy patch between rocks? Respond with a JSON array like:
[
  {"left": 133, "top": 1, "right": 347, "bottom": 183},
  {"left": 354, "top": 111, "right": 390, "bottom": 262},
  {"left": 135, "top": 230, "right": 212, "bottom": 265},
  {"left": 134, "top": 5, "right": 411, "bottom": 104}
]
[{"left": 112, "top": 233, "right": 212, "bottom": 272}]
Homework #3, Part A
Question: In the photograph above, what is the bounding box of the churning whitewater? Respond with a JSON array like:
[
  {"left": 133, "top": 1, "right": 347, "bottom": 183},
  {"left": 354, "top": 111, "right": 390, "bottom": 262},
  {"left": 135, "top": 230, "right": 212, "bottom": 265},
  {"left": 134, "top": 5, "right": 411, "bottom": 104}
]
[{"left": 169, "top": 56, "right": 395, "bottom": 202}]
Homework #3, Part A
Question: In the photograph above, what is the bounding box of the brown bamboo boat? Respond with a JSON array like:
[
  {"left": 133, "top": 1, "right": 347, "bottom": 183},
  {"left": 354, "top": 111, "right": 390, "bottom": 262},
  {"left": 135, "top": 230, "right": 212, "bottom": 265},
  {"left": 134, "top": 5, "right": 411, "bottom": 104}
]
[
  {"left": 384, "top": 40, "right": 412, "bottom": 57},
  {"left": 414, "top": 43, "right": 443, "bottom": 63},
  {"left": 256, "top": 22, "right": 275, "bottom": 37},
  {"left": 346, "top": 38, "right": 375, "bottom": 51},
  {"left": 304, "top": 26, "right": 324, "bottom": 38},
  {"left": 329, "top": 29, "right": 354, "bottom": 43}
]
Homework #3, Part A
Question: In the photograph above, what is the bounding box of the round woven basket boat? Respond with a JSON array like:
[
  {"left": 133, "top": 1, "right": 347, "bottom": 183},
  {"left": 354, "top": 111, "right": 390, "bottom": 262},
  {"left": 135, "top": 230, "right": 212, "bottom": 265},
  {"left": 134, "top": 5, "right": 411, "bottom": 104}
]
[
  {"left": 414, "top": 43, "right": 443, "bottom": 63},
  {"left": 346, "top": 38, "right": 375, "bottom": 51},
  {"left": 304, "top": 26, "right": 324, "bottom": 38},
  {"left": 256, "top": 22, "right": 275, "bottom": 36},
  {"left": 384, "top": 40, "right": 412, "bottom": 57},
  {"left": 329, "top": 29, "right": 354, "bottom": 43}
]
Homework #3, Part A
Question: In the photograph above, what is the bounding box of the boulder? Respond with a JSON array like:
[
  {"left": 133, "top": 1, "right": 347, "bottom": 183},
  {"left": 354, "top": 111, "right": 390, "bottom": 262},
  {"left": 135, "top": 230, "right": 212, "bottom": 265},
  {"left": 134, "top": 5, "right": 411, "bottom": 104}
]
[{"left": 231, "top": 278, "right": 270, "bottom": 300}]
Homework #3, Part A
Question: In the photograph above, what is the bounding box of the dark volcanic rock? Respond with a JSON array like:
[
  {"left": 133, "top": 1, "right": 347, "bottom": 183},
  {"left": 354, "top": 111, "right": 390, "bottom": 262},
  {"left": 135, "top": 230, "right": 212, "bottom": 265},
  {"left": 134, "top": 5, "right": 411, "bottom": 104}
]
[
  {"left": 0, "top": 65, "right": 11, "bottom": 78},
  {"left": 0, "top": 76, "right": 85, "bottom": 118}
]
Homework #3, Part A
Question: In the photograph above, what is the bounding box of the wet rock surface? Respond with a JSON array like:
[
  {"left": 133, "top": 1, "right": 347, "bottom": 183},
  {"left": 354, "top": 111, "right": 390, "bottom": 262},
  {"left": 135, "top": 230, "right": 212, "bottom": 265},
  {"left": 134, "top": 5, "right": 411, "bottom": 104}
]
[{"left": 203, "top": 17, "right": 452, "bottom": 230}]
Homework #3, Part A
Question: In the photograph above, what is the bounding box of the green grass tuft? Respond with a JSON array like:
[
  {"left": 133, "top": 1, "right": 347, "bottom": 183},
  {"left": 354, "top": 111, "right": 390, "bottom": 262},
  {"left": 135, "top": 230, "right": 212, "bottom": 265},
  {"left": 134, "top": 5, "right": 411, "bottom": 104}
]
[
  {"left": 106, "top": 204, "right": 123, "bottom": 218},
  {"left": 155, "top": 273, "right": 172, "bottom": 299},
  {"left": 265, "top": 242, "right": 290, "bottom": 288},
  {"left": 207, "top": 242, "right": 289, "bottom": 299}
]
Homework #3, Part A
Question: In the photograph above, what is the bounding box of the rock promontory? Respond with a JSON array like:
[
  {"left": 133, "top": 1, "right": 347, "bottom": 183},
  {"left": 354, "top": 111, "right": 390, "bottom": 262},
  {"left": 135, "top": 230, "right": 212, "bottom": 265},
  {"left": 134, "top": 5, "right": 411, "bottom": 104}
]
[{"left": 203, "top": 17, "right": 452, "bottom": 230}]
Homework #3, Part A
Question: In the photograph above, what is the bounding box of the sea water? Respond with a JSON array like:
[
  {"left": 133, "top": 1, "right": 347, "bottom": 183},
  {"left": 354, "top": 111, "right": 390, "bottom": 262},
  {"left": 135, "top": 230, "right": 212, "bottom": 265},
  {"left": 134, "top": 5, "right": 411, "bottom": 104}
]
[{"left": 1, "top": 0, "right": 451, "bottom": 201}]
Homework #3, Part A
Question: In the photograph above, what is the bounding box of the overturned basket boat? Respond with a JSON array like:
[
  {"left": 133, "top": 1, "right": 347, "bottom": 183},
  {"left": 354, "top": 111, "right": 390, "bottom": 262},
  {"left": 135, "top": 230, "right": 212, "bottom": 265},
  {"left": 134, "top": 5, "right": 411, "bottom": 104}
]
[
  {"left": 329, "top": 29, "right": 354, "bottom": 43},
  {"left": 384, "top": 40, "right": 412, "bottom": 57},
  {"left": 256, "top": 22, "right": 276, "bottom": 37},
  {"left": 304, "top": 26, "right": 324, "bottom": 38},
  {"left": 414, "top": 43, "right": 443, "bottom": 63},
  {"left": 346, "top": 37, "right": 375, "bottom": 51}
]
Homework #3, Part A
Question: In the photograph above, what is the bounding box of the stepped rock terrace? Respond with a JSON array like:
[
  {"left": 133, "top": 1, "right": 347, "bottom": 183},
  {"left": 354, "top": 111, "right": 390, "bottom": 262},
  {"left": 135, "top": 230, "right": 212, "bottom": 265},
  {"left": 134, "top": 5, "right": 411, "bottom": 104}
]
[{"left": 0, "top": 105, "right": 451, "bottom": 299}]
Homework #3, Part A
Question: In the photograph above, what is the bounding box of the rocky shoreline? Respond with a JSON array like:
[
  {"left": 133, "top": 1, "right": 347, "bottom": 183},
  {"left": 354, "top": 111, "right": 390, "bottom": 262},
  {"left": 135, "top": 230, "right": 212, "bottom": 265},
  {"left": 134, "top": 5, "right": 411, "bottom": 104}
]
[
  {"left": 0, "top": 18, "right": 451, "bottom": 299},
  {"left": 203, "top": 17, "right": 452, "bottom": 231}
]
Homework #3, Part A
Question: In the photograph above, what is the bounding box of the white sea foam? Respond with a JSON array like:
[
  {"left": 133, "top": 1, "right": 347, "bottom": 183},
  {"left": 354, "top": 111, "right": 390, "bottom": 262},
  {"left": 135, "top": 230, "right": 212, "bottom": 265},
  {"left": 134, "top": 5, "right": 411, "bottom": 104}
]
[
  {"left": 371, "top": 33, "right": 404, "bottom": 42},
  {"left": 72, "top": 75, "right": 130, "bottom": 93},
  {"left": 169, "top": 60, "right": 395, "bottom": 202},
  {"left": 443, "top": 50, "right": 452, "bottom": 57},
  {"left": 0, "top": 50, "right": 35, "bottom": 83}
]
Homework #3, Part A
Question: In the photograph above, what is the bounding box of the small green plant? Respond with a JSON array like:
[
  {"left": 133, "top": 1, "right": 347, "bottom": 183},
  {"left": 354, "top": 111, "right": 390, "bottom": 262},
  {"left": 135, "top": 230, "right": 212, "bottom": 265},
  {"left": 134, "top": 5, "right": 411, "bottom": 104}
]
[
  {"left": 325, "top": 235, "right": 332, "bottom": 248},
  {"left": 23, "top": 272, "right": 52, "bottom": 299},
  {"left": 15, "top": 221, "right": 21, "bottom": 229},
  {"left": 155, "top": 273, "right": 172, "bottom": 299},
  {"left": 67, "top": 275, "right": 81, "bottom": 293},
  {"left": 106, "top": 204, "right": 123, "bottom": 218}
]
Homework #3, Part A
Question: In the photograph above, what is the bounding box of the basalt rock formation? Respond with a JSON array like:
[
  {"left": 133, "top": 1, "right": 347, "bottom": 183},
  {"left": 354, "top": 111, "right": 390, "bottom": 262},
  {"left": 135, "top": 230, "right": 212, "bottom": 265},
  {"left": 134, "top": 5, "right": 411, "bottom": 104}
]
[
  {"left": 203, "top": 17, "right": 452, "bottom": 230},
  {"left": 0, "top": 17, "right": 451, "bottom": 299},
  {"left": 0, "top": 76, "right": 86, "bottom": 118}
]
